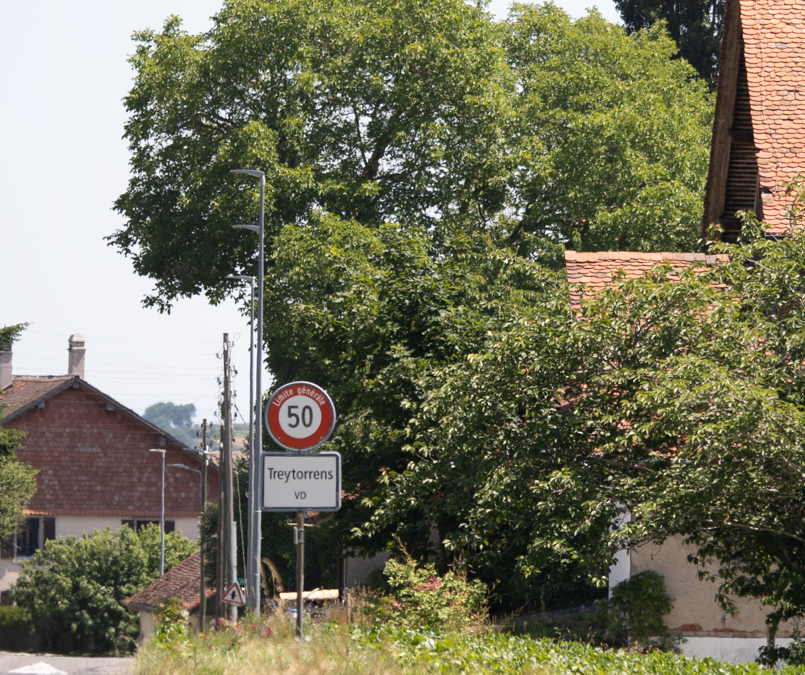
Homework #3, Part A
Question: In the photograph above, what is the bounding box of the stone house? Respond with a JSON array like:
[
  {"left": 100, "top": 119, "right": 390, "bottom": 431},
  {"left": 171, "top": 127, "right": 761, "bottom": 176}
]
[{"left": 0, "top": 334, "right": 218, "bottom": 604}]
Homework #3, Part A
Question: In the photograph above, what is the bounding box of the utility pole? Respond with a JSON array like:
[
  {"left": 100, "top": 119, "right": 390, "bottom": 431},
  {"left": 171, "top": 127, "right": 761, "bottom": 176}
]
[
  {"left": 216, "top": 335, "right": 238, "bottom": 621},
  {"left": 200, "top": 419, "right": 208, "bottom": 632}
]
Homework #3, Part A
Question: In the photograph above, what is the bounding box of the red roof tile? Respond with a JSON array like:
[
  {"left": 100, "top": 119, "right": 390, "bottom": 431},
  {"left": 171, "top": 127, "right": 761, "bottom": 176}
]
[
  {"left": 124, "top": 551, "right": 213, "bottom": 612},
  {"left": 0, "top": 376, "right": 74, "bottom": 419},
  {"left": 565, "top": 250, "right": 728, "bottom": 305},
  {"left": 740, "top": 0, "right": 805, "bottom": 233}
]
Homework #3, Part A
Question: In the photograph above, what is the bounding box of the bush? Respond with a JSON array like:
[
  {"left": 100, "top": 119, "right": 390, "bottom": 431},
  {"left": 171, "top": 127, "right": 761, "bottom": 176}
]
[
  {"left": 10, "top": 525, "right": 196, "bottom": 654},
  {"left": 153, "top": 597, "right": 191, "bottom": 654},
  {"left": 0, "top": 605, "right": 34, "bottom": 651},
  {"left": 588, "top": 571, "right": 682, "bottom": 652},
  {"left": 367, "top": 554, "right": 487, "bottom": 630}
]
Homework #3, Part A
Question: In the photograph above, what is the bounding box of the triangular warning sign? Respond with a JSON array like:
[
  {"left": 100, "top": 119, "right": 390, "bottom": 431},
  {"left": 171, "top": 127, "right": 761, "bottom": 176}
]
[{"left": 222, "top": 581, "right": 246, "bottom": 606}]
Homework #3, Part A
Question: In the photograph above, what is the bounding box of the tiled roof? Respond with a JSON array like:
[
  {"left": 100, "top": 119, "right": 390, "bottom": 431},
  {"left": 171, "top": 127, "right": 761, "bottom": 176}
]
[
  {"left": 565, "top": 251, "right": 728, "bottom": 305},
  {"left": 1, "top": 377, "right": 218, "bottom": 518},
  {"left": 741, "top": 0, "right": 805, "bottom": 233},
  {"left": 124, "top": 551, "right": 213, "bottom": 612},
  {"left": 0, "top": 376, "right": 74, "bottom": 420}
]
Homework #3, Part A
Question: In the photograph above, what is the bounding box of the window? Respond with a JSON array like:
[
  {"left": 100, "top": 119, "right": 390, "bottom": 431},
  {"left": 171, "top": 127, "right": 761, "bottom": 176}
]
[
  {"left": 16, "top": 518, "right": 39, "bottom": 558},
  {"left": 121, "top": 519, "right": 175, "bottom": 534},
  {"left": 3, "top": 517, "right": 56, "bottom": 560}
]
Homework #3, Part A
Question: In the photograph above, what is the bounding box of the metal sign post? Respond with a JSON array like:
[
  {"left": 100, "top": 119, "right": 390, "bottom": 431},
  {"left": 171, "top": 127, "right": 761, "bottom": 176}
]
[{"left": 263, "top": 382, "right": 339, "bottom": 641}]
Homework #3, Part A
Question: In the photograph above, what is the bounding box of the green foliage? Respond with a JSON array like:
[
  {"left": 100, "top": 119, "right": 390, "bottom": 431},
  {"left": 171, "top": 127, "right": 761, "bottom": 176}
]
[
  {"left": 111, "top": 0, "right": 711, "bottom": 311},
  {"left": 132, "top": 621, "right": 803, "bottom": 675},
  {"left": 616, "top": 0, "right": 725, "bottom": 83},
  {"left": 0, "top": 606, "right": 33, "bottom": 651},
  {"left": 757, "top": 624, "right": 805, "bottom": 668},
  {"left": 588, "top": 571, "right": 680, "bottom": 652},
  {"left": 143, "top": 402, "right": 198, "bottom": 447},
  {"left": 153, "top": 597, "right": 191, "bottom": 653},
  {"left": 11, "top": 525, "right": 196, "bottom": 654},
  {"left": 0, "top": 323, "right": 29, "bottom": 348},
  {"left": 0, "top": 434, "right": 37, "bottom": 541},
  {"left": 369, "top": 554, "right": 488, "bottom": 630},
  {"left": 504, "top": 4, "right": 712, "bottom": 252}
]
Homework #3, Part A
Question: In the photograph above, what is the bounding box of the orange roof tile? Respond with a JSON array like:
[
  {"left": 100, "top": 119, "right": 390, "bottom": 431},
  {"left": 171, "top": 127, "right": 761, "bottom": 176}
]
[
  {"left": 565, "top": 250, "right": 728, "bottom": 305},
  {"left": 124, "top": 551, "right": 213, "bottom": 612},
  {"left": 740, "top": 0, "right": 805, "bottom": 232}
]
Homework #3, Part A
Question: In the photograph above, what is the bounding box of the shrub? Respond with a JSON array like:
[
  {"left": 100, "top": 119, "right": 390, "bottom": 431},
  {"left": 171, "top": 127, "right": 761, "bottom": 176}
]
[
  {"left": 11, "top": 525, "right": 196, "bottom": 654},
  {"left": 153, "top": 597, "right": 191, "bottom": 653},
  {"left": 0, "top": 605, "right": 33, "bottom": 651},
  {"left": 588, "top": 570, "right": 682, "bottom": 652},
  {"left": 368, "top": 554, "right": 487, "bottom": 630}
]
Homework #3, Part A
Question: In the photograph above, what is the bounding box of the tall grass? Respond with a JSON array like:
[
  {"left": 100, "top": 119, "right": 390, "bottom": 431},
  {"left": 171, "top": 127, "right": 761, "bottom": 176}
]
[{"left": 132, "top": 615, "right": 805, "bottom": 675}]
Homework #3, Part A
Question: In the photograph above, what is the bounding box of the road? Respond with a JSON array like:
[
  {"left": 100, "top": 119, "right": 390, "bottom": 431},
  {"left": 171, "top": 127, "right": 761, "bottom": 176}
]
[{"left": 0, "top": 653, "right": 131, "bottom": 675}]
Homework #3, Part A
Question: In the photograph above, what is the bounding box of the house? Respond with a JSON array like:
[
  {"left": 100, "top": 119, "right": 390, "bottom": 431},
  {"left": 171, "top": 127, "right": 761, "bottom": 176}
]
[
  {"left": 0, "top": 334, "right": 218, "bottom": 604},
  {"left": 567, "top": 0, "right": 805, "bottom": 663},
  {"left": 123, "top": 551, "right": 214, "bottom": 642}
]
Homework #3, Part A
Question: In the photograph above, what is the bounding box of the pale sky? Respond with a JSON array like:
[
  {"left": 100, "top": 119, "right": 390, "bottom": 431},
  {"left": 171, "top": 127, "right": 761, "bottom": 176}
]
[{"left": 1, "top": 0, "right": 618, "bottom": 424}]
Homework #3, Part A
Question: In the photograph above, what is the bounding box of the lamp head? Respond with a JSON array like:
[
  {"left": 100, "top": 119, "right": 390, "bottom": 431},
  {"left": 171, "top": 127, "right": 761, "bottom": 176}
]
[{"left": 230, "top": 169, "right": 264, "bottom": 178}]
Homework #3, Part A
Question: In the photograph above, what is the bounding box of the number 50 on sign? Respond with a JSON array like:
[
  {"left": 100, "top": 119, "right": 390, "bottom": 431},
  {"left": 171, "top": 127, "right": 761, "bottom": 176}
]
[{"left": 265, "top": 381, "right": 337, "bottom": 452}]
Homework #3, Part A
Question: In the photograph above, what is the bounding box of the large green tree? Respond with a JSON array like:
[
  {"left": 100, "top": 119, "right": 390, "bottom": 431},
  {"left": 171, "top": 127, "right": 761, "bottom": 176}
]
[
  {"left": 615, "top": 0, "right": 725, "bottom": 83},
  {"left": 377, "top": 198, "right": 805, "bottom": 624},
  {"left": 111, "top": 0, "right": 714, "bottom": 611},
  {"left": 505, "top": 4, "right": 712, "bottom": 252},
  {"left": 111, "top": 0, "right": 712, "bottom": 313}
]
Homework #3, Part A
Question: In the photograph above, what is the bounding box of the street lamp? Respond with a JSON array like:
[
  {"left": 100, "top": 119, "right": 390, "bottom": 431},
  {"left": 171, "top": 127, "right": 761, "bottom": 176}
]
[
  {"left": 149, "top": 449, "right": 166, "bottom": 576},
  {"left": 230, "top": 168, "right": 265, "bottom": 616}
]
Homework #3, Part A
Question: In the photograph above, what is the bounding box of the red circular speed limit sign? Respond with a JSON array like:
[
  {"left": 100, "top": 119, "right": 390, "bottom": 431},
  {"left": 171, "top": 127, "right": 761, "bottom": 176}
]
[{"left": 265, "top": 382, "right": 336, "bottom": 451}]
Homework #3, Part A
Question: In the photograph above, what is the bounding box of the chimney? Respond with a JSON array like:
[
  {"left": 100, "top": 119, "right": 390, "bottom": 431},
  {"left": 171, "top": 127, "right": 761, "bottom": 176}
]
[
  {"left": 0, "top": 342, "right": 11, "bottom": 390},
  {"left": 68, "top": 334, "right": 85, "bottom": 379}
]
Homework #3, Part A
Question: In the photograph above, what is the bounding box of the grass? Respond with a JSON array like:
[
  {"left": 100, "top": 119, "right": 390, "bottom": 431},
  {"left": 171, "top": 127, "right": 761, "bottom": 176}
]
[{"left": 132, "top": 615, "right": 805, "bottom": 675}]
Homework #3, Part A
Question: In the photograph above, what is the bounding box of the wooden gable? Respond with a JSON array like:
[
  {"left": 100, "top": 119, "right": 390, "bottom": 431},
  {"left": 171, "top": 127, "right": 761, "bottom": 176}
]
[{"left": 702, "top": 0, "right": 805, "bottom": 242}]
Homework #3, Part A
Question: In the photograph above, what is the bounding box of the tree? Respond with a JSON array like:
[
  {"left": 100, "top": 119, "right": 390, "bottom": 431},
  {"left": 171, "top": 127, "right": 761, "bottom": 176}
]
[
  {"left": 111, "top": 0, "right": 714, "bottom": 611},
  {"left": 615, "top": 0, "right": 726, "bottom": 83},
  {"left": 504, "top": 4, "right": 712, "bottom": 252},
  {"left": 111, "top": 0, "right": 512, "bottom": 311},
  {"left": 110, "top": 1, "right": 712, "bottom": 314},
  {"left": 376, "top": 194, "right": 805, "bottom": 625},
  {"left": 1, "top": 323, "right": 38, "bottom": 543},
  {"left": 11, "top": 525, "right": 196, "bottom": 654},
  {"left": 143, "top": 401, "right": 198, "bottom": 446},
  {"left": 0, "top": 434, "right": 37, "bottom": 543}
]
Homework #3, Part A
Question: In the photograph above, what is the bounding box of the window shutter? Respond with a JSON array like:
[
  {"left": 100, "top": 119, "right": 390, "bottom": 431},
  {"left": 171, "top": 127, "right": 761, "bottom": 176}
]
[
  {"left": 121, "top": 520, "right": 135, "bottom": 530},
  {"left": 165, "top": 520, "right": 176, "bottom": 534},
  {"left": 43, "top": 518, "right": 56, "bottom": 542}
]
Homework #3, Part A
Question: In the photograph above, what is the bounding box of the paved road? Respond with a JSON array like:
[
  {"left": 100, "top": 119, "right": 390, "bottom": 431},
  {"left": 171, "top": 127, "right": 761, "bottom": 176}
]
[{"left": 0, "top": 653, "right": 132, "bottom": 675}]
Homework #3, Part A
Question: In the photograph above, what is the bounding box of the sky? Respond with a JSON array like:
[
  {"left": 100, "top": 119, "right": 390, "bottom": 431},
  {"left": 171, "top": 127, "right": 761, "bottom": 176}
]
[{"left": 1, "top": 0, "right": 619, "bottom": 424}]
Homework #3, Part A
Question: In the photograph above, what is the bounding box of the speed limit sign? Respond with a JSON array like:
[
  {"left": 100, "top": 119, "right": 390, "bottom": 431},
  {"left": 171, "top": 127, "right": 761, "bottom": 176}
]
[{"left": 265, "top": 381, "right": 336, "bottom": 451}]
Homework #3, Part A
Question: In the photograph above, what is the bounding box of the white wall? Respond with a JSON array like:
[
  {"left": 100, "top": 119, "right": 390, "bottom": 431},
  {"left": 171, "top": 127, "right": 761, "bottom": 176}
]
[
  {"left": 56, "top": 515, "right": 200, "bottom": 541},
  {"left": 681, "top": 637, "right": 791, "bottom": 665},
  {"left": 1, "top": 515, "right": 200, "bottom": 594}
]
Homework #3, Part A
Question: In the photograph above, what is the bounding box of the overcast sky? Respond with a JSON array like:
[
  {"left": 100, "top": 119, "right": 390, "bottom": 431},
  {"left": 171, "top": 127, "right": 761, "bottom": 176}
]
[{"left": 1, "top": 0, "right": 618, "bottom": 424}]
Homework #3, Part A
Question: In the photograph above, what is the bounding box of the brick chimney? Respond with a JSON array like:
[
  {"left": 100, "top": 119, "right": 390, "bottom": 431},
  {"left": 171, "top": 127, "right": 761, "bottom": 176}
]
[
  {"left": 0, "top": 342, "right": 11, "bottom": 390},
  {"left": 68, "top": 334, "right": 85, "bottom": 379}
]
